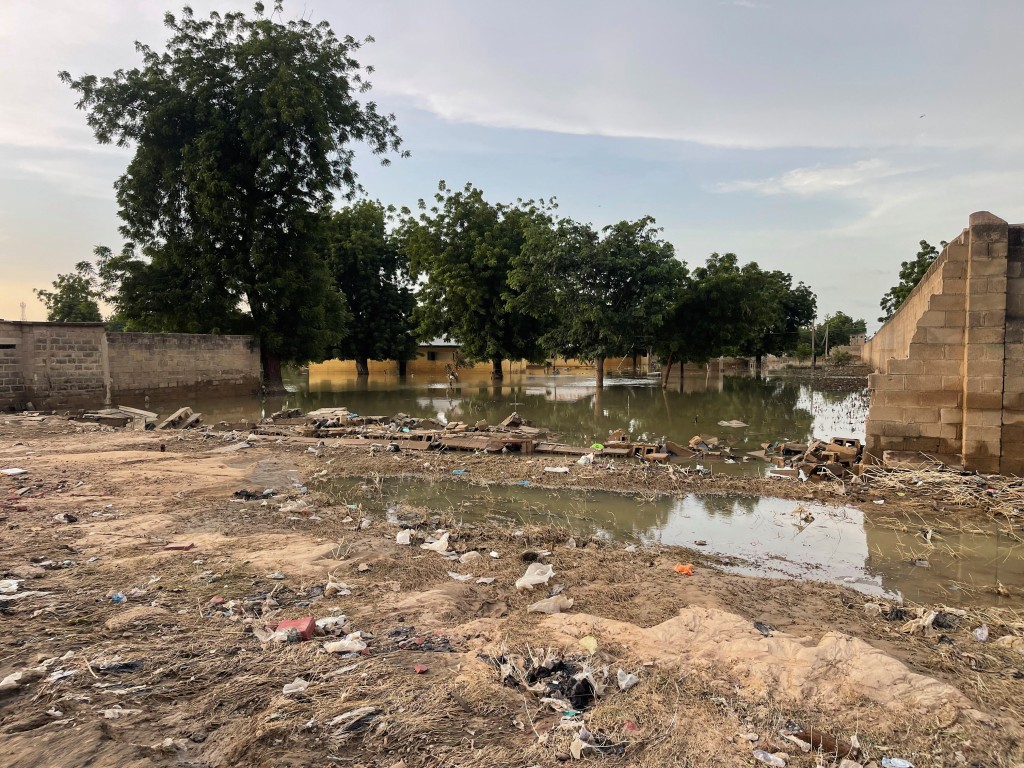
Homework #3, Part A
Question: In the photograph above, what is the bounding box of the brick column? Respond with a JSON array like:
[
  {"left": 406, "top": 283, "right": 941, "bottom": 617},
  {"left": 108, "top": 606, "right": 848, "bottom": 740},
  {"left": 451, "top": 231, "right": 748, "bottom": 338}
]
[{"left": 961, "top": 212, "right": 1009, "bottom": 473}]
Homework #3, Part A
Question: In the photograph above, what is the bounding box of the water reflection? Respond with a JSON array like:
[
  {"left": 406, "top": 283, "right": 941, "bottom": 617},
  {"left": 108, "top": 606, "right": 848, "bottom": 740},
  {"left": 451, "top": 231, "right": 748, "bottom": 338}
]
[
  {"left": 347, "top": 477, "right": 1023, "bottom": 606},
  {"left": 120, "top": 370, "right": 868, "bottom": 465}
]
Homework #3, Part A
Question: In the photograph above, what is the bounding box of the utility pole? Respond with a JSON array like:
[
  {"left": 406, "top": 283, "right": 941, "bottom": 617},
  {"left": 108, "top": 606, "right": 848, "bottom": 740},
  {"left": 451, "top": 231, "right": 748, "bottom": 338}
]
[
  {"left": 20, "top": 302, "right": 26, "bottom": 321},
  {"left": 811, "top": 320, "right": 817, "bottom": 370}
]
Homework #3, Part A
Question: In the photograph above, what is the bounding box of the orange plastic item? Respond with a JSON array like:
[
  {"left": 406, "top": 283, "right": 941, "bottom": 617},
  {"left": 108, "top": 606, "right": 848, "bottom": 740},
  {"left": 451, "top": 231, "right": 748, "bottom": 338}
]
[{"left": 674, "top": 563, "right": 695, "bottom": 576}]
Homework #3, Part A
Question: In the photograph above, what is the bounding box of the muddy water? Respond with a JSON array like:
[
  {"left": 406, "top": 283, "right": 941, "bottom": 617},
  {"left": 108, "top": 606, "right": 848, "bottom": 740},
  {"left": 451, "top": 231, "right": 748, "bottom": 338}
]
[
  {"left": 338, "top": 477, "right": 1023, "bottom": 607},
  {"left": 131, "top": 369, "right": 869, "bottom": 475}
]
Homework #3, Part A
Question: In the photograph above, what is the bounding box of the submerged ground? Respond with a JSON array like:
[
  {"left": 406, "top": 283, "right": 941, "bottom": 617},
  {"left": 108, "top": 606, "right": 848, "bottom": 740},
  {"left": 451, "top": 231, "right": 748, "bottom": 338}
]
[{"left": 1, "top": 414, "right": 1022, "bottom": 768}]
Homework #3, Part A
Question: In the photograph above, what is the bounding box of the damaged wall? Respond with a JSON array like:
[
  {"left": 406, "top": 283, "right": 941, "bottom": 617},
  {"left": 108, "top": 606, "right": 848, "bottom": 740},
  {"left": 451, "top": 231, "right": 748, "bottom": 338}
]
[
  {"left": 0, "top": 322, "right": 260, "bottom": 409},
  {"left": 862, "top": 211, "right": 1024, "bottom": 473}
]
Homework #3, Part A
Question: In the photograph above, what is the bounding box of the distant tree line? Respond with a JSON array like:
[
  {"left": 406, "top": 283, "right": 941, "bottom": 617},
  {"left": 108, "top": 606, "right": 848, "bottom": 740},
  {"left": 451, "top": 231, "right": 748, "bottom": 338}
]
[{"left": 43, "top": 2, "right": 825, "bottom": 388}]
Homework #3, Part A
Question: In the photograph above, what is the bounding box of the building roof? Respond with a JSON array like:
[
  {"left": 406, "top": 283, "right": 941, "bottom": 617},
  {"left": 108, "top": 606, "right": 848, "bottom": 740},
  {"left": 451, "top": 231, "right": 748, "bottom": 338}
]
[{"left": 420, "top": 337, "right": 460, "bottom": 348}]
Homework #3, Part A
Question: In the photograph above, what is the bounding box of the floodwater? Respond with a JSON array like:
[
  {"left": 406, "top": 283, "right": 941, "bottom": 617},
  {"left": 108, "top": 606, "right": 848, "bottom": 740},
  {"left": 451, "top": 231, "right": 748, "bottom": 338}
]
[
  {"left": 131, "top": 368, "right": 870, "bottom": 474},
  {"left": 335, "top": 476, "right": 1024, "bottom": 607}
]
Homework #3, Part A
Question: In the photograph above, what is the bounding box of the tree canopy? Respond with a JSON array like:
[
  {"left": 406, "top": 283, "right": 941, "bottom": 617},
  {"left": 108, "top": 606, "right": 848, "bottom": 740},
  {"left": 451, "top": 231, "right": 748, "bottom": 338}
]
[
  {"left": 512, "top": 216, "right": 685, "bottom": 386},
  {"left": 59, "top": 2, "right": 405, "bottom": 386},
  {"left": 324, "top": 201, "right": 417, "bottom": 374},
  {"left": 403, "top": 182, "right": 556, "bottom": 379},
  {"left": 34, "top": 258, "right": 103, "bottom": 323},
  {"left": 878, "top": 240, "right": 942, "bottom": 322}
]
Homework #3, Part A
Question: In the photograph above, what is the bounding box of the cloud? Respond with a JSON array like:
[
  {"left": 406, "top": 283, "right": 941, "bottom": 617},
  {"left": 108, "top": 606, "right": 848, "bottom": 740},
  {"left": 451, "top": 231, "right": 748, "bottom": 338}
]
[{"left": 716, "top": 159, "right": 912, "bottom": 197}]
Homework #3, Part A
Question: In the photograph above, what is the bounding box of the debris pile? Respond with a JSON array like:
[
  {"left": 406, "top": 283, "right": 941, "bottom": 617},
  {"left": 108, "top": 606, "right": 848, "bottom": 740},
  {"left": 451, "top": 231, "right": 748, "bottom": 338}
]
[{"left": 749, "top": 436, "right": 864, "bottom": 480}]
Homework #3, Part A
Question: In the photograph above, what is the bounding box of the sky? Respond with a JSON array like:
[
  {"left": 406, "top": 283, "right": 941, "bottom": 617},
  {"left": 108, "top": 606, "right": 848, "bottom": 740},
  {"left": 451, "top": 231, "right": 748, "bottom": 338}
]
[{"left": 2, "top": 1, "right": 1024, "bottom": 330}]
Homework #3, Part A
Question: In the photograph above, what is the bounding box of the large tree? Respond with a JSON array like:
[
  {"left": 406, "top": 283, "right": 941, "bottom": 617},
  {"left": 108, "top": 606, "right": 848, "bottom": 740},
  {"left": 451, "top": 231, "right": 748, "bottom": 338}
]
[
  {"left": 34, "top": 259, "right": 103, "bottom": 323},
  {"left": 654, "top": 253, "right": 753, "bottom": 384},
  {"left": 738, "top": 263, "right": 817, "bottom": 375},
  {"left": 512, "top": 216, "right": 685, "bottom": 387},
  {"left": 878, "top": 240, "right": 942, "bottom": 322},
  {"left": 325, "top": 201, "right": 417, "bottom": 376},
  {"left": 59, "top": 3, "right": 405, "bottom": 388},
  {"left": 403, "top": 182, "right": 555, "bottom": 380}
]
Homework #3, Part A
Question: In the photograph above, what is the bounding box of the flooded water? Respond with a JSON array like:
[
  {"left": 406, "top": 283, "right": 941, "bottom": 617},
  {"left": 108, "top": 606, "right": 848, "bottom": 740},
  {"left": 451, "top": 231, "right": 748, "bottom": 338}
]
[
  {"left": 129, "top": 368, "right": 870, "bottom": 473},
  {"left": 333, "top": 477, "right": 1024, "bottom": 607}
]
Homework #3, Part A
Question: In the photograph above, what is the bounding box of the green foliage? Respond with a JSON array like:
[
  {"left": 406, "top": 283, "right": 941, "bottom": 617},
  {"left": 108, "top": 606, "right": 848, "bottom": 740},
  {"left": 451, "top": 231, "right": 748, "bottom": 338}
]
[
  {"left": 511, "top": 216, "right": 685, "bottom": 383},
  {"left": 879, "top": 240, "right": 941, "bottom": 322},
  {"left": 794, "top": 342, "right": 812, "bottom": 361},
  {"left": 829, "top": 349, "right": 854, "bottom": 367},
  {"left": 59, "top": 3, "right": 405, "bottom": 381},
  {"left": 34, "top": 260, "right": 103, "bottom": 323},
  {"left": 737, "top": 267, "right": 817, "bottom": 365},
  {"left": 403, "top": 182, "right": 557, "bottom": 376},
  {"left": 324, "top": 201, "right": 417, "bottom": 371}
]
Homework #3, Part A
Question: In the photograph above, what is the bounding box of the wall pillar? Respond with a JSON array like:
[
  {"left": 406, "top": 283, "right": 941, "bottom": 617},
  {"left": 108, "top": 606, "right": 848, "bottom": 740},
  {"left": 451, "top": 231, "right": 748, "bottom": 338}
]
[{"left": 960, "top": 212, "right": 1008, "bottom": 473}]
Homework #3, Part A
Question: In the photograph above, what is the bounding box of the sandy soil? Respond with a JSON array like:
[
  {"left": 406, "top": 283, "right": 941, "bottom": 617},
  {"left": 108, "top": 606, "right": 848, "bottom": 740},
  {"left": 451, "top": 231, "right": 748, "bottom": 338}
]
[{"left": 1, "top": 415, "right": 1022, "bottom": 768}]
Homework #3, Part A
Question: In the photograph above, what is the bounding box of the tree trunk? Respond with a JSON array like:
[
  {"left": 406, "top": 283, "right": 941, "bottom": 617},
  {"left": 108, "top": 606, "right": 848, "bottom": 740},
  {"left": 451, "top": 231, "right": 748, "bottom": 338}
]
[
  {"left": 631, "top": 352, "right": 639, "bottom": 374},
  {"left": 595, "top": 357, "right": 605, "bottom": 388},
  {"left": 491, "top": 358, "right": 503, "bottom": 381},
  {"left": 661, "top": 353, "right": 674, "bottom": 388},
  {"left": 398, "top": 358, "right": 408, "bottom": 377},
  {"left": 261, "top": 349, "right": 285, "bottom": 393},
  {"left": 754, "top": 353, "right": 763, "bottom": 379},
  {"left": 355, "top": 358, "right": 369, "bottom": 377}
]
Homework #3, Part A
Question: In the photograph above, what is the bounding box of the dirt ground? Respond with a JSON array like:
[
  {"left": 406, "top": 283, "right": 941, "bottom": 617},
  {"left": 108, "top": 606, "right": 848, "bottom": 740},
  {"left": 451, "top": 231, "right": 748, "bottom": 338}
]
[{"left": 1, "top": 415, "right": 1022, "bottom": 768}]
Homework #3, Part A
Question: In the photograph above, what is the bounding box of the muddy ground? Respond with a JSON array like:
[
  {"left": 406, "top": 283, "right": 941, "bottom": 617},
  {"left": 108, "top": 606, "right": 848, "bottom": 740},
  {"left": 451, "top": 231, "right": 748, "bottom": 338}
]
[{"left": 1, "top": 415, "right": 1022, "bottom": 768}]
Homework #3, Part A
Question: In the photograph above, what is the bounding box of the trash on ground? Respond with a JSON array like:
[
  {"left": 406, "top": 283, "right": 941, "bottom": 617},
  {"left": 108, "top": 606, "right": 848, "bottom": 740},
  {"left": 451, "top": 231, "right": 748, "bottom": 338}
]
[
  {"left": 528, "top": 594, "right": 574, "bottom": 614},
  {"left": 395, "top": 529, "right": 412, "bottom": 545},
  {"left": 421, "top": 532, "right": 450, "bottom": 553},
  {"left": 515, "top": 563, "right": 555, "bottom": 590},
  {"left": 544, "top": 466, "right": 570, "bottom": 474},
  {"left": 616, "top": 669, "right": 639, "bottom": 691},
  {"left": 579, "top": 636, "right": 598, "bottom": 655},
  {"left": 881, "top": 759, "right": 915, "bottom": 768},
  {"left": 324, "top": 633, "right": 368, "bottom": 654},
  {"left": 674, "top": 563, "right": 695, "bottom": 576},
  {"left": 282, "top": 677, "right": 310, "bottom": 696},
  {"left": 752, "top": 749, "right": 787, "bottom": 767},
  {"left": 276, "top": 616, "right": 316, "bottom": 641},
  {"left": 972, "top": 624, "right": 989, "bottom": 642}
]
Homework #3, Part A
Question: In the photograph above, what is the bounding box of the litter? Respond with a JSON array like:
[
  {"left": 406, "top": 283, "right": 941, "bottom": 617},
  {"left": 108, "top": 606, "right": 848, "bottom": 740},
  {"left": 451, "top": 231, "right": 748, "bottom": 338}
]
[
  {"left": 421, "top": 532, "right": 450, "bottom": 553},
  {"left": 577, "top": 453, "right": 594, "bottom": 466},
  {"left": 528, "top": 595, "right": 574, "bottom": 614},
  {"left": 579, "top": 636, "right": 598, "bottom": 655},
  {"left": 324, "top": 633, "right": 368, "bottom": 653},
  {"left": 395, "top": 529, "right": 412, "bottom": 545},
  {"left": 717, "top": 420, "right": 748, "bottom": 428},
  {"left": 515, "top": 563, "right": 555, "bottom": 590},
  {"left": 544, "top": 466, "right": 570, "bottom": 474},
  {"left": 674, "top": 563, "right": 695, "bottom": 576},
  {"left": 447, "top": 571, "right": 474, "bottom": 582},
  {"left": 1, "top": 468, "right": 28, "bottom": 476},
  {"left": 616, "top": 669, "right": 639, "bottom": 691},
  {"left": 972, "top": 624, "right": 989, "bottom": 642},
  {"left": 752, "top": 750, "right": 787, "bottom": 767},
  {"left": 881, "top": 759, "right": 914, "bottom": 768},
  {"left": 282, "top": 677, "right": 310, "bottom": 696}
]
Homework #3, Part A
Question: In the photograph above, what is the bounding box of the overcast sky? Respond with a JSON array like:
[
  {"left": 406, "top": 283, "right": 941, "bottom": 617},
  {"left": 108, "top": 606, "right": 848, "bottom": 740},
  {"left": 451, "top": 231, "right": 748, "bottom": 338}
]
[{"left": 2, "top": 1, "right": 1023, "bottom": 329}]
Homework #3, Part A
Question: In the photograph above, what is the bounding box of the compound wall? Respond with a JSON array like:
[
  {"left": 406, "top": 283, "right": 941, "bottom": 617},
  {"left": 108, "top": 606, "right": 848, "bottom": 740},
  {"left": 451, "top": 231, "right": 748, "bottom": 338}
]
[
  {"left": 0, "top": 322, "right": 260, "bottom": 409},
  {"left": 862, "top": 211, "right": 1024, "bottom": 473}
]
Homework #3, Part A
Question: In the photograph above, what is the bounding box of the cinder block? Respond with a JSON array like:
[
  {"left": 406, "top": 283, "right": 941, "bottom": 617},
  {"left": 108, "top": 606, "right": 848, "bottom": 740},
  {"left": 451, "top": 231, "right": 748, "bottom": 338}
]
[
  {"left": 925, "top": 327, "right": 964, "bottom": 345},
  {"left": 928, "top": 293, "right": 963, "bottom": 312},
  {"left": 917, "top": 310, "right": 947, "bottom": 328},
  {"left": 964, "top": 390, "right": 1004, "bottom": 409},
  {"left": 965, "top": 292, "right": 1007, "bottom": 312}
]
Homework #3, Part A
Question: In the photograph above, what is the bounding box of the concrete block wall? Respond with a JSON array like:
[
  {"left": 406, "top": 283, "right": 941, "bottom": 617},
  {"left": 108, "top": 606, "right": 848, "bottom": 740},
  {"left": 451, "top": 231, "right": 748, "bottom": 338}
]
[
  {"left": 863, "top": 212, "right": 1024, "bottom": 473},
  {"left": 105, "top": 332, "right": 260, "bottom": 396},
  {"left": 0, "top": 321, "right": 108, "bottom": 407},
  {"left": 0, "top": 323, "right": 260, "bottom": 409}
]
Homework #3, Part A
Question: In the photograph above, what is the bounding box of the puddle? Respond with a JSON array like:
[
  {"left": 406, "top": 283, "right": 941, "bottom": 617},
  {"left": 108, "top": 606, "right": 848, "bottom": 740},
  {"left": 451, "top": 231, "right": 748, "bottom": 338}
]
[{"left": 333, "top": 477, "right": 1023, "bottom": 607}]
